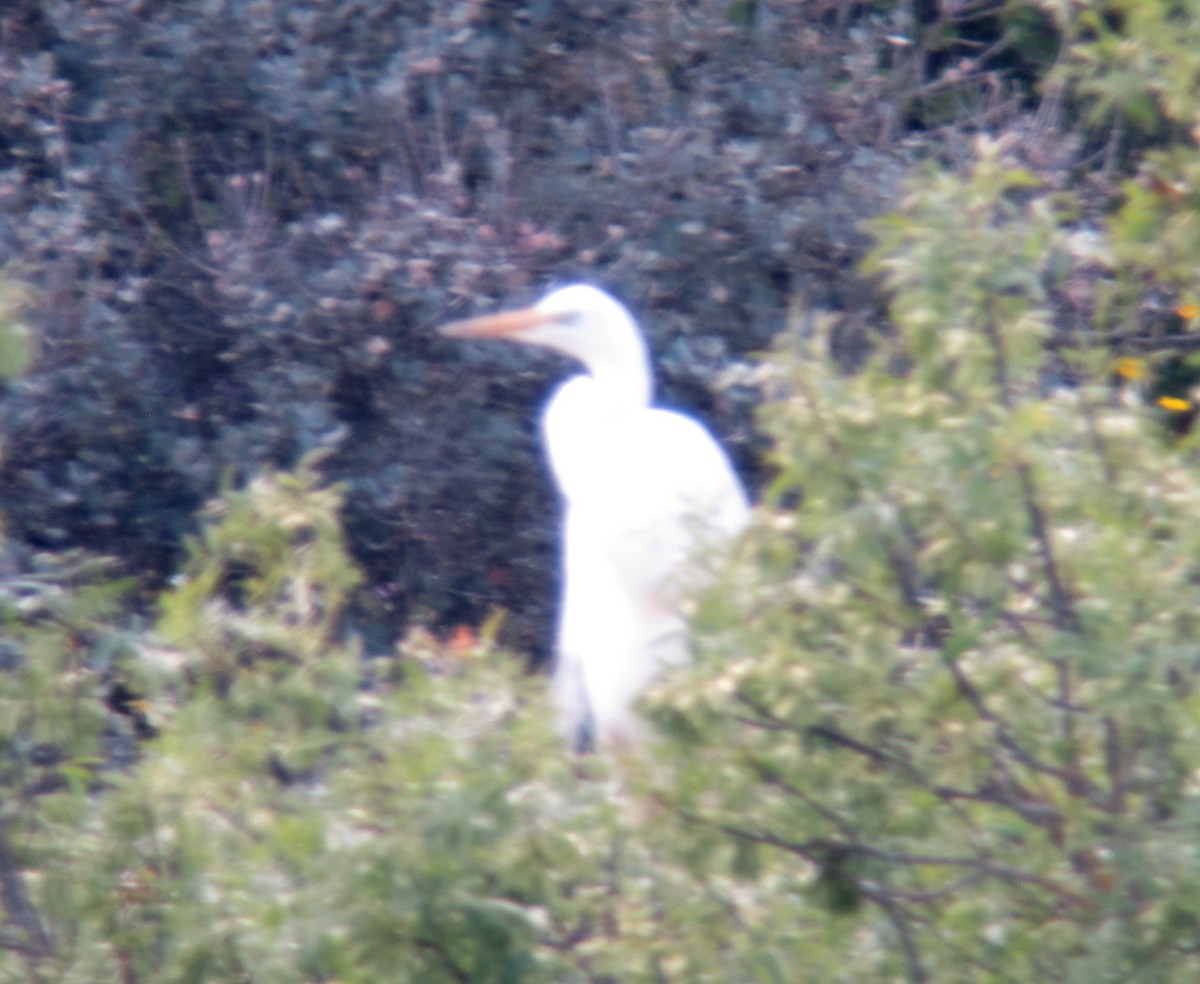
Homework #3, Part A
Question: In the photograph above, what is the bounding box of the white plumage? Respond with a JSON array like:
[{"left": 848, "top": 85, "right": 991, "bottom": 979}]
[{"left": 441, "top": 284, "right": 749, "bottom": 747}]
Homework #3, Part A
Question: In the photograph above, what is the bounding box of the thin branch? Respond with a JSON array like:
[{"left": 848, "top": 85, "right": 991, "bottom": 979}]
[
  {"left": 1049, "top": 330, "right": 1200, "bottom": 355},
  {"left": 0, "top": 823, "right": 52, "bottom": 960},
  {"left": 1015, "top": 462, "right": 1081, "bottom": 635},
  {"left": 981, "top": 302, "right": 1081, "bottom": 638},
  {"left": 853, "top": 844, "right": 1088, "bottom": 910},
  {"left": 878, "top": 527, "right": 925, "bottom": 612},
  {"left": 744, "top": 755, "right": 864, "bottom": 843},
  {"left": 680, "top": 814, "right": 1091, "bottom": 911},
  {"left": 0, "top": 929, "right": 45, "bottom": 958},
  {"left": 880, "top": 871, "right": 987, "bottom": 904},
  {"left": 1103, "top": 715, "right": 1125, "bottom": 814},
  {"left": 864, "top": 886, "right": 929, "bottom": 984},
  {"left": 806, "top": 722, "right": 904, "bottom": 770},
  {"left": 736, "top": 690, "right": 942, "bottom": 795},
  {"left": 415, "top": 937, "right": 471, "bottom": 984},
  {"left": 737, "top": 693, "right": 1025, "bottom": 828},
  {"left": 845, "top": 582, "right": 913, "bottom": 631},
  {"left": 981, "top": 304, "right": 1016, "bottom": 407},
  {"left": 992, "top": 606, "right": 1045, "bottom": 648},
  {"left": 1076, "top": 383, "right": 1120, "bottom": 490},
  {"left": 943, "top": 650, "right": 1098, "bottom": 799}
]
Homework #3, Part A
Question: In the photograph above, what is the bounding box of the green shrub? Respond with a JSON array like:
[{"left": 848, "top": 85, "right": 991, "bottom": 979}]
[
  {"left": 10, "top": 6, "right": 1200, "bottom": 983},
  {"left": 1052, "top": 0, "right": 1200, "bottom": 308},
  {"left": 0, "top": 455, "right": 625, "bottom": 983},
  {"left": 0, "top": 551, "right": 139, "bottom": 983},
  {"left": 644, "top": 136, "right": 1200, "bottom": 982}
]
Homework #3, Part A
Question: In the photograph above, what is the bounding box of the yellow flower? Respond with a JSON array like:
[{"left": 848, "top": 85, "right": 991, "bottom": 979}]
[
  {"left": 1157, "top": 395, "right": 1192, "bottom": 413},
  {"left": 1115, "top": 356, "right": 1147, "bottom": 381}
]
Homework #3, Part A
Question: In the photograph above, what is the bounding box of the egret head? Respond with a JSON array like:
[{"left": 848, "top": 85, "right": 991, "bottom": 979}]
[{"left": 439, "top": 284, "right": 651, "bottom": 400}]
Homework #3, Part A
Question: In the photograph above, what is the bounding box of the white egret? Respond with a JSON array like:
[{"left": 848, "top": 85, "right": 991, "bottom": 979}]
[{"left": 441, "top": 284, "right": 749, "bottom": 748}]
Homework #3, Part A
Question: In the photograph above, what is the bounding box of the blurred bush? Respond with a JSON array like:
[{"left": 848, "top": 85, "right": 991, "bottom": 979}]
[
  {"left": 0, "top": 0, "right": 978, "bottom": 656},
  {"left": 9, "top": 130, "right": 1200, "bottom": 981},
  {"left": 644, "top": 134, "right": 1200, "bottom": 981},
  {"left": 5, "top": 3, "right": 1200, "bottom": 982}
]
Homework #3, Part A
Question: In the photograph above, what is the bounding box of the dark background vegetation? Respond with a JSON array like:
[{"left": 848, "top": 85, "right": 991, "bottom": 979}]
[{"left": 0, "top": 0, "right": 1063, "bottom": 660}]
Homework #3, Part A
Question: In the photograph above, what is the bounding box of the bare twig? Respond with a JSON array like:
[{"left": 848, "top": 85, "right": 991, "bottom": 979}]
[
  {"left": 0, "top": 822, "right": 52, "bottom": 961},
  {"left": 415, "top": 936, "right": 471, "bottom": 984},
  {"left": 864, "top": 886, "right": 929, "bottom": 984},
  {"left": 744, "top": 755, "right": 863, "bottom": 842},
  {"left": 882, "top": 871, "right": 987, "bottom": 904},
  {"left": 680, "top": 810, "right": 1092, "bottom": 925},
  {"left": 980, "top": 303, "right": 1081, "bottom": 637},
  {"left": 1103, "top": 715, "right": 1125, "bottom": 814},
  {"left": 944, "top": 651, "right": 1098, "bottom": 800},
  {"left": 737, "top": 691, "right": 1038, "bottom": 830},
  {"left": 1015, "top": 462, "right": 1081, "bottom": 634}
]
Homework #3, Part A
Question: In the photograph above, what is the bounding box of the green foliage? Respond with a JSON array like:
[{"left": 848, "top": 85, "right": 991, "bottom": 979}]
[
  {"left": 0, "top": 278, "right": 33, "bottom": 381},
  {"left": 1052, "top": 0, "right": 1200, "bottom": 134},
  {"left": 158, "top": 452, "right": 361, "bottom": 678},
  {"left": 0, "top": 552, "right": 139, "bottom": 980},
  {"left": 81, "top": 456, "right": 541, "bottom": 983},
  {"left": 11, "top": 7, "right": 1200, "bottom": 984},
  {"left": 14, "top": 136, "right": 1200, "bottom": 984},
  {"left": 82, "top": 655, "right": 593, "bottom": 984},
  {"left": 0, "top": 451, "right": 921, "bottom": 984},
  {"left": 8, "top": 148, "right": 1200, "bottom": 982},
  {"left": 643, "top": 137, "right": 1200, "bottom": 980},
  {"left": 1107, "top": 146, "right": 1200, "bottom": 301},
  {"left": 0, "top": 457, "right": 639, "bottom": 983},
  {"left": 1050, "top": 0, "right": 1200, "bottom": 305}
]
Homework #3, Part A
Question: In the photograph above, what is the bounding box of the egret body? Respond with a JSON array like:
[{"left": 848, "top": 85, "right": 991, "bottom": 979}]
[{"left": 441, "top": 285, "right": 749, "bottom": 747}]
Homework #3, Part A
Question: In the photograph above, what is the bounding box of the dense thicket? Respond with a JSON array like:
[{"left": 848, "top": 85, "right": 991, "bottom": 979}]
[
  {"left": 5, "top": 0, "right": 1200, "bottom": 981},
  {"left": 0, "top": 0, "right": 944, "bottom": 656}
]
